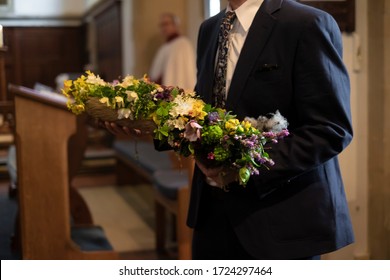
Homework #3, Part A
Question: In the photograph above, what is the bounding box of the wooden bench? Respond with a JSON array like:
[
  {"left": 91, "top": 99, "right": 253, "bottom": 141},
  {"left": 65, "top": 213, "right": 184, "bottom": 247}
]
[{"left": 11, "top": 84, "right": 117, "bottom": 259}]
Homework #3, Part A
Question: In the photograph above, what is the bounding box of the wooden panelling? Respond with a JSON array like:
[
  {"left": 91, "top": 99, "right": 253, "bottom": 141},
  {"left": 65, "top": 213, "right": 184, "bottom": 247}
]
[
  {"left": 3, "top": 26, "right": 86, "bottom": 90},
  {"left": 93, "top": 0, "right": 122, "bottom": 81}
]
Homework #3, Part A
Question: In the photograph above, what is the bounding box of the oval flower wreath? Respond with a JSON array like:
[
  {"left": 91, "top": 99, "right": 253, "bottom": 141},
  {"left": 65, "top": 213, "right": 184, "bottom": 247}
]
[{"left": 63, "top": 71, "right": 289, "bottom": 186}]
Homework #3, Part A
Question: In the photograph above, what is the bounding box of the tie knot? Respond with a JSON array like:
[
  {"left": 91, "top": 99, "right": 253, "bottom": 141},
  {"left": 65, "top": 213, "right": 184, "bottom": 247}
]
[{"left": 223, "top": 11, "right": 236, "bottom": 26}]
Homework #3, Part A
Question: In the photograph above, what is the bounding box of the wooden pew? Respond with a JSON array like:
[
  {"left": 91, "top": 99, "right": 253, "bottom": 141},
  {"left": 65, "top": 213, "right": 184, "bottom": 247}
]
[
  {"left": 11, "top": 84, "right": 117, "bottom": 259},
  {"left": 113, "top": 138, "right": 193, "bottom": 259}
]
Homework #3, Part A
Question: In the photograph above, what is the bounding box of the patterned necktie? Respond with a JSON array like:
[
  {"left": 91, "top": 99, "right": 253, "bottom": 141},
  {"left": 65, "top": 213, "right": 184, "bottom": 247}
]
[{"left": 213, "top": 11, "right": 237, "bottom": 108}]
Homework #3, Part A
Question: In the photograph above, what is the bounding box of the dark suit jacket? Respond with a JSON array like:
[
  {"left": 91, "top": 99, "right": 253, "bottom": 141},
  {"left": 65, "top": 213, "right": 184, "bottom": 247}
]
[{"left": 188, "top": 0, "right": 354, "bottom": 259}]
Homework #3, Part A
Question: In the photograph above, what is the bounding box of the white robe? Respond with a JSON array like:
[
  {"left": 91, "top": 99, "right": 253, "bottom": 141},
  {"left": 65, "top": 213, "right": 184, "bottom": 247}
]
[{"left": 149, "top": 36, "right": 196, "bottom": 91}]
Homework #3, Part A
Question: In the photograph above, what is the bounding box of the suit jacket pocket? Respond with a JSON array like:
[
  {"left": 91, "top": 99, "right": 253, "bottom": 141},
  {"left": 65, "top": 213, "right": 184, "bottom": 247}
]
[{"left": 253, "top": 64, "right": 283, "bottom": 83}]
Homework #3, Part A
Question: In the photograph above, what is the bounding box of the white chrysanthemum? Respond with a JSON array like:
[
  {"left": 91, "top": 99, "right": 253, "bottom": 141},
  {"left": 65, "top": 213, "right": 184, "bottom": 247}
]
[
  {"left": 126, "top": 90, "right": 138, "bottom": 102},
  {"left": 170, "top": 95, "right": 195, "bottom": 117}
]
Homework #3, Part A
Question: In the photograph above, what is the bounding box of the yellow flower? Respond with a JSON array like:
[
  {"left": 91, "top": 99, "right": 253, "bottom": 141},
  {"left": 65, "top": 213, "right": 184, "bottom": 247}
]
[
  {"left": 225, "top": 119, "right": 240, "bottom": 134},
  {"left": 68, "top": 103, "right": 85, "bottom": 115},
  {"left": 190, "top": 100, "right": 207, "bottom": 120},
  {"left": 115, "top": 96, "right": 125, "bottom": 108},
  {"left": 63, "top": 80, "right": 72, "bottom": 90},
  {"left": 241, "top": 120, "right": 253, "bottom": 132},
  {"left": 99, "top": 97, "right": 110, "bottom": 106}
]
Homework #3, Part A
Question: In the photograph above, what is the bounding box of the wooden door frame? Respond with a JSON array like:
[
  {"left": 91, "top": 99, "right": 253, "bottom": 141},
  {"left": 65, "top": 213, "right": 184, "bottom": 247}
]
[{"left": 367, "top": 0, "right": 390, "bottom": 259}]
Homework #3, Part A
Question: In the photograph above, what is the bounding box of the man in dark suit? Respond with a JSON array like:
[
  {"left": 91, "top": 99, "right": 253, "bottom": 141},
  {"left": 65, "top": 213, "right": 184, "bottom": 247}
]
[{"left": 190, "top": 0, "right": 354, "bottom": 259}]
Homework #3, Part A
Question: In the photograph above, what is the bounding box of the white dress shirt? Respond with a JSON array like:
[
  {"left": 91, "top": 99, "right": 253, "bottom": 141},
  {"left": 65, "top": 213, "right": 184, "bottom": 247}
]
[
  {"left": 225, "top": 0, "right": 264, "bottom": 95},
  {"left": 207, "top": 0, "right": 263, "bottom": 186}
]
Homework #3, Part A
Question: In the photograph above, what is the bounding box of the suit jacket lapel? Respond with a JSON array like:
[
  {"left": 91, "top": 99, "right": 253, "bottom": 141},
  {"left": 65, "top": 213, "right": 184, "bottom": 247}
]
[
  {"left": 225, "top": 0, "right": 282, "bottom": 111},
  {"left": 201, "top": 12, "right": 224, "bottom": 105}
]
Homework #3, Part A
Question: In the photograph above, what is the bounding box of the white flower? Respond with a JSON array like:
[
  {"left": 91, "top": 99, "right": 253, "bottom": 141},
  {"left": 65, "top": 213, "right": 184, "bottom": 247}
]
[
  {"left": 117, "top": 108, "right": 132, "bottom": 119},
  {"left": 184, "top": 121, "right": 202, "bottom": 142},
  {"left": 120, "top": 75, "right": 136, "bottom": 87},
  {"left": 86, "top": 74, "right": 106, "bottom": 86},
  {"left": 115, "top": 96, "right": 125, "bottom": 108},
  {"left": 166, "top": 118, "right": 187, "bottom": 130},
  {"left": 126, "top": 90, "right": 138, "bottom": 102},
  {"left": 170, "top": 95, "right": 195, "bottom": 117},
  {"left": 244, "top": 111, "right": 288, "bottom": 132}
]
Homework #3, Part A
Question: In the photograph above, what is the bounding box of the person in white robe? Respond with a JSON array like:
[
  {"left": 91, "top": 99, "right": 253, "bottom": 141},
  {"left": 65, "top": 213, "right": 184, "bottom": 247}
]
[{"left": 149, "top": 13, "right": 196, "bottom": 91}]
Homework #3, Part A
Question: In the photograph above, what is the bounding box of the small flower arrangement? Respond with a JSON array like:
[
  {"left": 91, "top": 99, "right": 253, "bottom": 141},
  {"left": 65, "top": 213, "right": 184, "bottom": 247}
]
[{"left": 63, "top": 71, "right": 289, "bottom": 186}]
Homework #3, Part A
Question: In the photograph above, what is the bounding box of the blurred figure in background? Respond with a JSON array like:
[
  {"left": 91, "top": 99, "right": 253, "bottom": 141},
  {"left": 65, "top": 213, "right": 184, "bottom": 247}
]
[{"left": 149, "top": 13, "right": 196, "bottom": 90}]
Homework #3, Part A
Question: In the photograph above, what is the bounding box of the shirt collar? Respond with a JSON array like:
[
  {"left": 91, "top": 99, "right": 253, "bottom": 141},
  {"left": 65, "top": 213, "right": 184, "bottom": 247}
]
[{"left": 226, "top": 0, "right": 264, "bottom": 32}]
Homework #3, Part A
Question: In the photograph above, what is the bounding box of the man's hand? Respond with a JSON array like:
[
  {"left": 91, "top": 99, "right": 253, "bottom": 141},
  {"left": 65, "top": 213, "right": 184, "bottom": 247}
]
[
  {"left": 195, "top": 159, "right": 238, "bottom": 188},
  {"left": 98, "top": 120, "right": 146, "bottom": 138}
]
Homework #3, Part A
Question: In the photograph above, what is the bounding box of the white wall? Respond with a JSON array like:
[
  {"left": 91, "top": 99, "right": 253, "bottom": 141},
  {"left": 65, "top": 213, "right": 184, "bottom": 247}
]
[
  {"left": 12, "top": 0, "right": 85, "bottom": 17},
  {"left": 0, "top": 0, "right": 88, "bottom": 26},
  {"left": 86, "top": 0, "right": 103, "bottom": 10},
  {"left": 121, "top": 0, "right": 134, "bottom": 75}
]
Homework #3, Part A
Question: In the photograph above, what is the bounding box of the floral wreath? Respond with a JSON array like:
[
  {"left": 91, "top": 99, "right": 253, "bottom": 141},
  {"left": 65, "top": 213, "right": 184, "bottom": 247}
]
[{"left": 63, "top": 71, "right": 289, "bottom": 186}]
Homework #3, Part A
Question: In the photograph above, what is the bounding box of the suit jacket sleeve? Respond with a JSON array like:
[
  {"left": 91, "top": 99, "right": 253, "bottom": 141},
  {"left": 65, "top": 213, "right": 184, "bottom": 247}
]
[{"left": 253, "top": 11, "right": 353, "bottom": 195}]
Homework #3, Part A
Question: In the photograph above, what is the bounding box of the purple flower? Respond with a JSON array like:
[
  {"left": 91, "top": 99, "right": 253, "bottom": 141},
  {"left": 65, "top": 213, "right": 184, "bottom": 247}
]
[
  {"left": 207, "top": 112, "right": 220, "bottom": 124},
  {"left": 207, "top": 152, "right": 215, "bottom": 160},
  {"left": 277, "top": 129, "right": 290, "bottom": 138},
  {"left": 154, "top": 86, "right": 174, "bottom": 101},
  {"left": 262, "top": 131, "right": 276, "bottom": 138},
  {"left": 242, "top": 139, "right": 255, "bottom": 148},
  {"left": 184, "top": 120, "right": 202, "bottom": 142}
]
